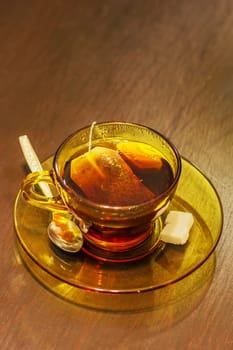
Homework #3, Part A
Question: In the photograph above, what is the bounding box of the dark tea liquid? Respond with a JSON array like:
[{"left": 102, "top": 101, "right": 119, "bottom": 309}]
[
  {"left": 64, "top": 140, "right": 174, "bottom": 206},
  {"left": 63, "top": 140, "right": 174, "bottom": 254}
]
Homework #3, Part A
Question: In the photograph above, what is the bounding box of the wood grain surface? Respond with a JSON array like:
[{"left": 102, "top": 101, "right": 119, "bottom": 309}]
[{"left": 1, "top": 1, "right": 233, "bottom": 349}]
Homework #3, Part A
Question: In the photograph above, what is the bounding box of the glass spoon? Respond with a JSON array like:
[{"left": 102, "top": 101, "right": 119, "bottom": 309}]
[{"left": 19, "top": 135, "right": 85, "bottom": 253}]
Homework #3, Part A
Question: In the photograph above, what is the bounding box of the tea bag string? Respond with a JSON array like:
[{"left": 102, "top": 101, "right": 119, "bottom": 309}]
[{"left": 88, "top": 121, "right": 97, "bottom": 152}]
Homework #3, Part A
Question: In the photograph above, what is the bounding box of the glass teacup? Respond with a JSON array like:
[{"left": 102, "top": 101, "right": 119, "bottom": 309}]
[{"left": 21, "top": 122, "right": 181, "bottom": 261}]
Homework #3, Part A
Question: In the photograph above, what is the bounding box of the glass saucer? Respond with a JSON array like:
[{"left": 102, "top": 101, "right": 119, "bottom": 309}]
[{"left": 14, "top": 157, "right": 223, "bottom": 311}]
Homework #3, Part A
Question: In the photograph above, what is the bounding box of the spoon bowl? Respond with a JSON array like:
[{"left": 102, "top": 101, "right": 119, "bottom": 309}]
[{"left": 48, "top": 213, "right": 83, "bottom": 253}]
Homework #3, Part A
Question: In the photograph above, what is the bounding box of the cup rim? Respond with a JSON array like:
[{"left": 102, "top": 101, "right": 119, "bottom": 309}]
[{"left": 53, "top": 121, "right": 182, "bottom": 213}]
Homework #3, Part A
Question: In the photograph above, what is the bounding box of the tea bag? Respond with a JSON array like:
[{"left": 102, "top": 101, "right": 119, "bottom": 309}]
[
  {"left": 117, "top": 141, "right": 174, "bottom": 195},
  {"left": 69, "top": 146, "right": 155, "bottom": 206},
  {"left": 117, "top": 141, "right": 163, "bottom": 169}
]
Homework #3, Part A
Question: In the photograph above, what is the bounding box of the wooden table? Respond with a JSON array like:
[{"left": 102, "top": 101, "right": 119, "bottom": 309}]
[{"left": 1, "top": 1, "right": 233, "bottom": 349}]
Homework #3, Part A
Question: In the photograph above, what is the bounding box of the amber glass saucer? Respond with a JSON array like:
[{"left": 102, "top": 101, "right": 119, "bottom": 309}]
[{"left": 14, "top": 158, "right": 223, "bottom": 311}]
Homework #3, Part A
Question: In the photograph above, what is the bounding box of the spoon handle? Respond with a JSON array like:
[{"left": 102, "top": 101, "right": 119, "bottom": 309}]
[{"left": 19, "top": 135, "right": 53, "bottom": 198}]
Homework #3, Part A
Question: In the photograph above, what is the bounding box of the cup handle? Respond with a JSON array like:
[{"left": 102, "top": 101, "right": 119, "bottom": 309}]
[{"left": 21, "top": 170, "right": 68, "bottom": 213}]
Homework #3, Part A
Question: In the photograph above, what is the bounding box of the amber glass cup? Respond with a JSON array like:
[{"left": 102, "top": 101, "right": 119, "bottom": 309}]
[{"left": 21, "top": 122, "right": 181, "bottom": 261}]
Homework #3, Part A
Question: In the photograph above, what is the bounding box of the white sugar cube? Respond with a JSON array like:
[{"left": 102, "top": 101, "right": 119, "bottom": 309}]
[{"left": 160, "top": 211, "right": 194, "bottom": 245}]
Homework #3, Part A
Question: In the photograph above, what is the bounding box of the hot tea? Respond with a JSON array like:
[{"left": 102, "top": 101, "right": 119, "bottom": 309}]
[{"left": 64, "top": 140, "right": 174, "bottom": 206}]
